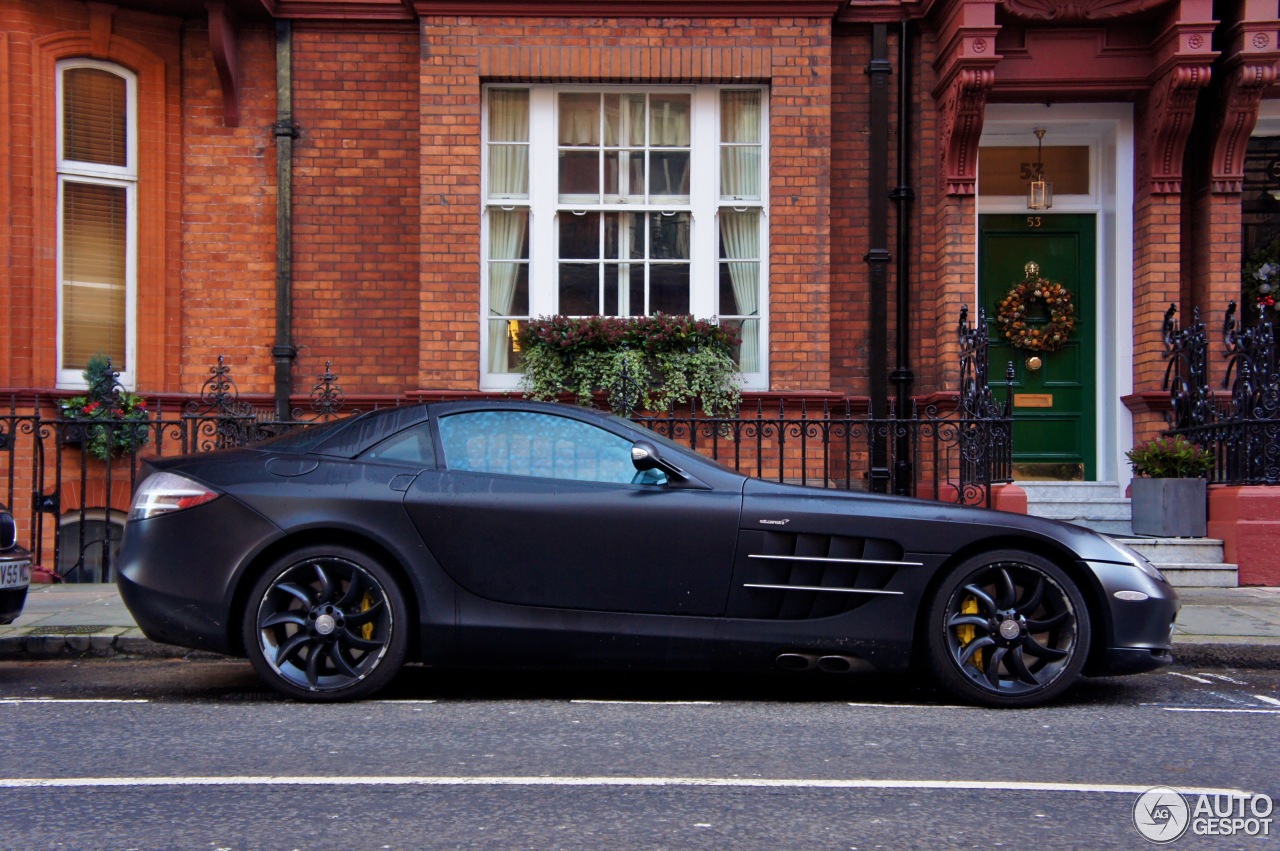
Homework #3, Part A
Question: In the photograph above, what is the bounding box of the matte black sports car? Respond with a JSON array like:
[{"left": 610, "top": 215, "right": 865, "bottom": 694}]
[{"left": 117, "top": 400, "right": 1179, "bottom": 706}]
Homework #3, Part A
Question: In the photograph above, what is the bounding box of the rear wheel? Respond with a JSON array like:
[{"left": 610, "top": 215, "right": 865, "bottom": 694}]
[
  {"left": 926, "top": 550, "right": 1090, "bottom": 708},
  {"left": 243, "top": 546, "right": 408, "bottom": 702}
]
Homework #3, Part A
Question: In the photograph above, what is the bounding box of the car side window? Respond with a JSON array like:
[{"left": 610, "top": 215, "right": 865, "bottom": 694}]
[
  {"left": 360, "top": 423, "right": 436, "bottom": 467},
  {"left": 439, "top": 411, "right": 656, "bottom": 485}
]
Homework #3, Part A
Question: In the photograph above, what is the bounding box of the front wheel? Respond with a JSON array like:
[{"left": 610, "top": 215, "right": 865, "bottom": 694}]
[
  {"left": 243, "top": 546, "right": 409, "bottom": 702},
  {"left": 926, "top": 550, "right": 1091, "bottom": 708}
]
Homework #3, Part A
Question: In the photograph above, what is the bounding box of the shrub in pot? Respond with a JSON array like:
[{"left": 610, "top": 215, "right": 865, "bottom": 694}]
[{"left": 1125, "top": 436, "right": 1213, "bottom": 537}]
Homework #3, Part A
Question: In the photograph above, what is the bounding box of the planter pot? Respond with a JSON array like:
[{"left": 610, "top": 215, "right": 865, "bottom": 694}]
[{"left": 1130, "top": 477, "right": 1207, "bottom": 537}]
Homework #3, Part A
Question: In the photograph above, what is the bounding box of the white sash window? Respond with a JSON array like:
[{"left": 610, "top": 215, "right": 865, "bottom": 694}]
[
  {"left": 482, "top": 85, "right": 768, "bottom": 390},
  {"left": 56, "top": 59, "right": 138, "bottom": 389}
]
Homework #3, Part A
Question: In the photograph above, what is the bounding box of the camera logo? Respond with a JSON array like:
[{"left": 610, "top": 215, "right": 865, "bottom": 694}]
[{"left": 1134, "top": 787, "right": 1190, "bottom": 844}]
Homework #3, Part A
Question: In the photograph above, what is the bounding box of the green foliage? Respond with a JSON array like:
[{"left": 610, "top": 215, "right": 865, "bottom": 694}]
[
  {"left": 60, "top": 354, "right": 151, "bottom": 461},
  {"left": 517, "top": 315, "right": 742, "bottom": 414},
  {"left": 1125, "top": 435, "right": 1213, "bottom": 479},
  {"left": 1243, "top": 238, "right": 1280, "bottom": 309}
]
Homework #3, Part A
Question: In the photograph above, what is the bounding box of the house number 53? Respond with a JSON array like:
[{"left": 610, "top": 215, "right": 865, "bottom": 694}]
[{"left": 1026, "top": 216, "right": 1042, "bottom": 228}]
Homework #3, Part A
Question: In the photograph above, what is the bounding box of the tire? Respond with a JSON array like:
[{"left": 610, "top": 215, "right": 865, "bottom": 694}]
[
  {"left": 925, "top": 549, "right": 1091, "bottom": 708},
  {"left": 243, "top": 545, "right": 409, "bottom": 702}
]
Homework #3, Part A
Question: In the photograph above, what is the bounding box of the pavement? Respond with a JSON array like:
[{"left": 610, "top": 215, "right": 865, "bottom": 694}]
[{"left": 2, "top": 583, "right": 1280, "bottom": 668}]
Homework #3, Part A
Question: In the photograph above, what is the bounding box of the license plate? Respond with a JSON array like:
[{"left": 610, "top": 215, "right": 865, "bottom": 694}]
[{"left": 0, "top": 560, "right": 30, "bottom": 590}]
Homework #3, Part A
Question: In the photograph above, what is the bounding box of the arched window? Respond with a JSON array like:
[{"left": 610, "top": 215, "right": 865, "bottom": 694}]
[
  {"left": 56, "top": 509, "right": 126, "bottom": 583},
  {"left": 56, "top": 59, "right": 137, "bottom": 389}
]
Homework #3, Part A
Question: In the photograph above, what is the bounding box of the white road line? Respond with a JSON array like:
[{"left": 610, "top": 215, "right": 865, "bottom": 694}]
[
  {"left": 1201, "top": 673, "right": 1248, "bottom": 685},
  {"left": 0, "top": 698, "right": 150, "bottom": 705},
  {"left": 1162, "top": 707, "right": 1280, "bottom": 715},
  {"left": 0, "top": 776, "right": 1254, "bottom": 796},
  {"left": 846, "top": 703, "right": 976, "bottom": 710},
  {"left": 569, "top": 700, "right": 717, "bottom": 705},
  {"left": 1168, "top": 672, "right": 1214, "bottom": 684},
  {"left": 1253, "top": 694, "right": 1280, "bottom": 707}
]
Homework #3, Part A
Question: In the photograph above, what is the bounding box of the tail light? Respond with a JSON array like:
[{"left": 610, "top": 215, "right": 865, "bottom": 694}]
[{"left": 129, "top": 472, "right": 221, "bottom": 521}]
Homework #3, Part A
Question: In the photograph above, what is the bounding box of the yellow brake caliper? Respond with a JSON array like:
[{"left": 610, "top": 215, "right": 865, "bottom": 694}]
[
  {"left": 956, "top": 595, "right": 983, "bottom": 672},
  {"left": 360, "top": 592, "right": 375, "bottom": 641}
]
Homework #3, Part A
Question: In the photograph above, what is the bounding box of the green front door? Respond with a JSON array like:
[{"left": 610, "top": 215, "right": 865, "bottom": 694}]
[{"left": 979, "top": 214, "right": 1096, "bottom": 480}]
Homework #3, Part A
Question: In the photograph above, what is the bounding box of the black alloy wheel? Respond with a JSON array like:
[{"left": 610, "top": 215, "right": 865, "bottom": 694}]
[
  {"left": 243, "top": 546, "right": 409, "bottom": 702},
  {"left": 926, "top": 550, "right": 1090, "bottom": 708}
]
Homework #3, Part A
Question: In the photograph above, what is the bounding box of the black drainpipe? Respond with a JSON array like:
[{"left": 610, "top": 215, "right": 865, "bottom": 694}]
[
  {"left": 890, "top": 20, "right": 915, "bottom": 495},
  {"left": 865, "top": 23, "right": 892, "bottom": 493},
  {"left": 272, "top": 19, "right": 299, "bottom": 421}
]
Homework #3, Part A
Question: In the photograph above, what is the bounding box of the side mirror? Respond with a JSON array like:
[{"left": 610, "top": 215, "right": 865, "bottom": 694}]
[
  {"left": 631, "top": 440, "right": 685, "bottom": 479},
  {"left": 631, "top": 441, "right": 659, "bottom": 471}
]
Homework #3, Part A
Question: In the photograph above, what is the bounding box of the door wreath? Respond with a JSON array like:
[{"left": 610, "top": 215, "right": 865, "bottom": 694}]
[{"left": 996, "top": 265, "right": 1076, "bottom": 353}]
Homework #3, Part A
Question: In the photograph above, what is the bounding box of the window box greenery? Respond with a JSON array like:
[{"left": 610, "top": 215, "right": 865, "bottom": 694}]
[
  {"left": 59, "top": 354, "right": 151, "bottom": 462},
  {"left": 517, "top": 314, "right": 742, "bottom": 415},
  {"left": 1125, "top": 436, "right": 1212, "bottom": 537}
]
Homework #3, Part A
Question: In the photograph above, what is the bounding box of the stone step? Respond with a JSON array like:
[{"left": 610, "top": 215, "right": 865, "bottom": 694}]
[
  {"left": 1020, "top": 481, "right": 1127, "bottom": 501},
  {"left": 1021, "top": 481, "right": 1134, "bottom": 537},
  {"left": 1064, "top": 517, "right": 1134, "bottom": 536},
  {"left": 1150, "top": 563, "right": 1240, "bottom": 588},
  {"left": 1028, "top": 498, "right": 1133, "bottom": 520},
  {"left": 1116, "top": 537, "right": 1230, "bottom": 565},
  {"left": 1019, "top": 483, "right": 1238, "bottom": 587},
  {"left": 1117, "top": 537, "right": 1238, "bottom": 588}
]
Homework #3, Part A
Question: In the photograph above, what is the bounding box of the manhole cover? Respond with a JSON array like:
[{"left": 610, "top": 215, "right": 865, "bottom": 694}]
[{"left": 24, "top": 625, "right": 113, "bottom": 635}]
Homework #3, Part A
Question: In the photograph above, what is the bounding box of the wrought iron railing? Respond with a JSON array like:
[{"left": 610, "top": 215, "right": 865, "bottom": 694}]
[
  {"left": 630, "top": 305, "right": 1014, "bottom": 504},
  {"left": 1162, "top": 302, "right": 1280, "bottom": 485},
  {"left": 1, "top": 307, "right": 1015, "bottom": 582},
  {"left": 0, "top": 358, "right": 356, "bottom": 583}
]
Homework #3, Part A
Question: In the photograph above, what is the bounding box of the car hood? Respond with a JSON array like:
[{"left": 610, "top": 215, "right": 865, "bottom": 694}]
[{"left": 741, "top": 478, "right": 1132, "bottom": 564}]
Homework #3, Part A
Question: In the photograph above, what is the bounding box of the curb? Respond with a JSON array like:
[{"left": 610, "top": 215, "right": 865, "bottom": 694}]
[
  {"left": 0, "top": 634, "right": 222, "bottom": 661},
  {"left": 1172, "top": 641, "right": 1280, "bottom": 671}
]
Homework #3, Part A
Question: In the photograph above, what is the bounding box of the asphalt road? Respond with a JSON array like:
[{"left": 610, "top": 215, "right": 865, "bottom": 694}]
[{"left": 1, "top": 659, "right": 1277, "bottom": 850}]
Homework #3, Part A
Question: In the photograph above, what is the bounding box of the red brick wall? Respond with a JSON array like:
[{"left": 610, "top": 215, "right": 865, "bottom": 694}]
[
  {"left": 416, "top": 15, "right": 834, "bottom": 392},
  {"left": 178, "top": 21, "right": 279, "bottom": 395},
  {"left": 290, "top": 25, "right": 421, "bottom": 393},
  {"left": 830, "top": 24, "right": 874, "bottom": 394},
  {"left": 830, "top": 24, "right": 950, "bottom": 399}
]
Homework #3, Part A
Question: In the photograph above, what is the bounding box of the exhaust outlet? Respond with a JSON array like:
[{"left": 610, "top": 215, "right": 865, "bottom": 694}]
[
  {"left": 817, "top": 655, "right": 854, "bottom": 674},
  {"left": 775, "top": 653, "right": 817, "bottom": 671}
]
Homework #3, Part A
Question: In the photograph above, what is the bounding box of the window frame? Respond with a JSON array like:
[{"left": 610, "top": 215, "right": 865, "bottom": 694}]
[
  {"left": 55, "top": 58, "right": 138, "bottom": 390},
  {"left": 480, "top": 83, "right": 769, "bottom": 392}
]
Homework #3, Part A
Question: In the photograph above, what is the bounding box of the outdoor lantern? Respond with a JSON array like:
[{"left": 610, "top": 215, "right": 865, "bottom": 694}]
[{"left": 1027, "top": 128, "right": 1053, "bottom": 210}]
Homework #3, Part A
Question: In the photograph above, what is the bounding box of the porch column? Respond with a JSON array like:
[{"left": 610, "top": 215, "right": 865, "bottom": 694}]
[
  {"left": 930, "top": 0, "right": 999, "bottom": 384},
  {"left": 1191, "top": 0, "right": 1280, "bottom": 358},
  {"left": 1129, "top": 0, "right": 1216, "bottom": 443}
]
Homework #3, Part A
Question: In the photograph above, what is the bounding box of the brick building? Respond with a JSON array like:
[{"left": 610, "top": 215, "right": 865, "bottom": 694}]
[{"left": 2, "top": 0, "right": 1279, "bottom": 579}]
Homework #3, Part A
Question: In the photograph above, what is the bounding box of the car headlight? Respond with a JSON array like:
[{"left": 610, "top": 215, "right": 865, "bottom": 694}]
[{"left": 1100, "top": 534, "right": 1166, "bottom": 583}]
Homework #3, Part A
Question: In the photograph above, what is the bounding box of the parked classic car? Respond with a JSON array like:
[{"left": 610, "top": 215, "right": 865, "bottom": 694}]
[
  {"left": 117, "top": 400, "right": 1179, "bottom": 706},
  {"left": 0, "top": 503, "right": 32, "bottom": 625}
]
